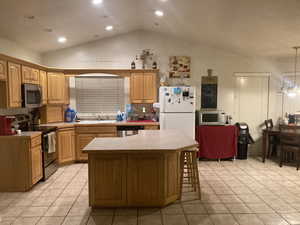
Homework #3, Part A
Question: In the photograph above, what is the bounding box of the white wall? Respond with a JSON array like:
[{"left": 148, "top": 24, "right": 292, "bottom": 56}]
[
  {"left": 0, "top": 36, "right": 41, "bottom": 64},
  {"left": 42, "top": 30, "right": 283, "bottom": 155}
]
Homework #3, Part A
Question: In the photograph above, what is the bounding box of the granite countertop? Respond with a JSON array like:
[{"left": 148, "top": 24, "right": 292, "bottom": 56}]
[
  {"left": 83, "top": 130, "right": 198, "bottom": 152},
  {"left": 40, "top": 120, "right": 160, "bottom": 129}
]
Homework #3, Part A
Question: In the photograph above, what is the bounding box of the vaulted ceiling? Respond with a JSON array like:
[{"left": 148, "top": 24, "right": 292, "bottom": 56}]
[{"left": 1, "top": 0, "right": 300, "bottom": 57}]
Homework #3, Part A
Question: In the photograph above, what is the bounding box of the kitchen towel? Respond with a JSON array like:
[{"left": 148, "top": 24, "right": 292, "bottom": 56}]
[{"left": 48, "top": 132, "right": 56, "bottom": 153}]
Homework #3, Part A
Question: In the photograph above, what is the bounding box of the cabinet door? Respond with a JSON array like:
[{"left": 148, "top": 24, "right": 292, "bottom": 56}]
[
  {"left": 130, "top": 73, "right": 144, "bottom": 103},
  {"left": 143, "top": 73, "right": 157, "bottom": 103},
  {"left": 21, "top": 66, "right": 32, "bottom": 84},
  {"left": 64, "top": 76, "right": 70, "bottom": 105},
  {"left": 89, "top": 154, "right": 127, "bottom": 207},
  {"left": 127, "top": 153, "right": 164, "bottom": 206},
  {"left": 58, "top": 129, "right": 75, "bottom": 164},
  {"left": 0, "top": 60, "right": 7, "bottom": 80},
  {"left": 30, "top": 145, "right": 43, "bottom": 185},
  {"left": 7, "top": 62, "right": 21, "bottom": 108},
  {"left": 31, "top": 68, "right": 40, "bottom": 84},
  {"left": 48, "top": 72, "right": 65, "bottom": 104},
  {"left": 40, "top": 70, "right": 48, "bottom": 104},
  {"left": 76, "top": 134, "right": 95, "bottom": 161}
]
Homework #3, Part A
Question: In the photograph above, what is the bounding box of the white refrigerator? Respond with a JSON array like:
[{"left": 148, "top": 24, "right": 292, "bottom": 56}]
[{"left": 159, "top": 86, "right": 196, "bottom": 139}]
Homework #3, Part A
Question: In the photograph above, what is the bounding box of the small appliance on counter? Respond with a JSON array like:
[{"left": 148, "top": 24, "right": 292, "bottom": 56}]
[
  {"left": 0, "top": 116, "right": 16, "bottom": 135},
  {"left": 196, "top": 110, "right": 227, "bottom": 125}
]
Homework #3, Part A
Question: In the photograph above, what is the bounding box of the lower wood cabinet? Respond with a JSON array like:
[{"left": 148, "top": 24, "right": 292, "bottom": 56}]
[
  {"left": 89, "top": 154, "right": 127, "bottom": 206},
  {"left": 57, "top": 128, "right": 75, "bottom": 164},
  {"left": 75, "top": 126, "right": 117, "bottom": 161},
  {"left": 88, "top": 151, "right": 180, "bottom": 207},
  {"left": 127, "top": 154, "right": 164, "bottom": 206},
  {"left": 0, "top": 134, "right": 43, "bottom": 191},
  {"left": 30, "top": 144, "right": 43, "bottom": 185}
]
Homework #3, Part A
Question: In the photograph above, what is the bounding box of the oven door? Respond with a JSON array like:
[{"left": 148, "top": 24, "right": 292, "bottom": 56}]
[{"left": 22, "top": 84, "right": 42, "bottom": 108}]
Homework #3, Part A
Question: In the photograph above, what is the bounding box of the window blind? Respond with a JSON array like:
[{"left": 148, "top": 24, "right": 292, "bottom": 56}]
[{"left": 75, "top": 77, "right": 125, "bottom": 113}]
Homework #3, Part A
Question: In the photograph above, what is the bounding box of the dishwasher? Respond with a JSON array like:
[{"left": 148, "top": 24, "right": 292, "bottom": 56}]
[{"left": 117, "top": 125, "right": 145, "bottom": 137}]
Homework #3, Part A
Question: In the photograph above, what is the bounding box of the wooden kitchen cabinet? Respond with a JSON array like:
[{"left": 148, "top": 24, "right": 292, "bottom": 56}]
[
  {"left": 30, "top": 145, "right": 43, "bottom": 185},
  {"left": 22, "top": 66, "right": 40, "bottom": 84},
  {"left": 130, "top": 72, "right": 157, "bottom": 103},
  {"left": 0, "top": 62, "right": 22, "bottom": 108},
  {"left": 89, "top": 154, "right": 127, "bottom": 207},
  {"left": 64, "top": 77, "right": 70, "bottom": 105},
  {"left": 39, "top": 70, "right": 48, "bottom": 105},
  {"left": 0, "top": 60, "right": 7, "bottom": 80},
  {"left": 57, "top": 128, "right": 75, "bottom": 164},
  {"left": 40, "top": 105, "right": 64, "bottom": 123},
  {"left": 130, "top": 73, "right": 144, "bottom": 103},
  {"left": 76, "top": 134, "right": 95, "bottom": 161},
  {"left": 75, "top": 126, "right": 117, "bottom": 161},
  {"left": 47, "top": 72, "right": 65, "bottom": 104},
  {"left": 0, "top": 134, "right": 42, "bottom": 192},
  {"left": 30, "top": 135, "right": 43, "bottom": 186}
]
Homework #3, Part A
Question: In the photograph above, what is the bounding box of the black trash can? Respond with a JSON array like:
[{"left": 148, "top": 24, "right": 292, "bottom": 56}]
[{"left": 235, "top": 122, "right": 254, "bottom": 159}]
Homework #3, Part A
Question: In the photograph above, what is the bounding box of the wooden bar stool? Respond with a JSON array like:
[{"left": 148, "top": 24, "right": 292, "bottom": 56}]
[{"left": 179, "top": 149, "right": 201, "bottom": 200}]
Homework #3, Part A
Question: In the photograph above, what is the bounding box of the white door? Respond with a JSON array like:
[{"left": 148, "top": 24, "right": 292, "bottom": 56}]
[
  {"left": 234, "top": 76, "right": 269, "bottom": 140},
  {"left": 160, "top": 113, "right": 195, "bottom": 139}
]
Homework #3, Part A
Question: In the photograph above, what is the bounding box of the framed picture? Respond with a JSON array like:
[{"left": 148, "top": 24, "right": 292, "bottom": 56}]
[{"left": 169, "top": 56, "right": 191, "bottom": 78}]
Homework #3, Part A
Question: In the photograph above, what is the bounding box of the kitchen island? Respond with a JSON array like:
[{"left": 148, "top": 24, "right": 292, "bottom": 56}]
[{"left": 83, "top": 130, "right": 198, "bottom": 208}]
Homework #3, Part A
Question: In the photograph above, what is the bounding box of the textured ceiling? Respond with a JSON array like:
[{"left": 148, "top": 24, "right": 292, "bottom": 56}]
[{"left": 0, "top": 0, "right": 300, "bottom": 57}]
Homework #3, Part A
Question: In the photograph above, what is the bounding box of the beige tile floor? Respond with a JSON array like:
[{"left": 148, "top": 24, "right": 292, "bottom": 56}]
[{"left": 2, "top": 158, "right": 300, "bottom": 224}]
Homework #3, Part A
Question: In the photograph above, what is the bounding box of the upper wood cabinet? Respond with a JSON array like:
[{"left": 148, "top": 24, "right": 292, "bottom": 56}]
[
  {"left": 57, "top": 128, "right": 75, "bottom": 164},
  {"left": 47, "top": 72, "right": 65, "bottom": 104},
  {"left": 64, "top": 77, "right": 70, "bottom": 105},
  {"left": 7, "top": 62, "right": 22, "bottom": 108},
  {"left": 39, "top": 70, "right": 48, "bottom": 105},
  {"left": 130, "top": 72, "right": 157, "bottom": 104},
  {"left": 0, "top": 60, "right": 7, "bottom": 80},
  {"left": 22, "top": 66, "right": 39, "bottom": 84}
]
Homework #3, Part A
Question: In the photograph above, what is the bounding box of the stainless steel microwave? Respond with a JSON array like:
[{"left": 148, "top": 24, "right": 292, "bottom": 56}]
[
  {"left": 196, "top": 110, "right": 225, "bottom": 125},
  {"left": 22, "top": 84, "right": 42, "bottom": 108}
]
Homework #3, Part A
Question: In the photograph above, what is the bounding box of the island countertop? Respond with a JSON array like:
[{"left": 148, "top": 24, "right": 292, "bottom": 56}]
[{"left": 83, "top": 130, "right": 198, "bottom": 152}]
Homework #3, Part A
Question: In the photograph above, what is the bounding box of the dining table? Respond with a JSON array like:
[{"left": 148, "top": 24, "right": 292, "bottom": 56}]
[{"left": 262, "top": 125, "right": 300, "bottom": 162}]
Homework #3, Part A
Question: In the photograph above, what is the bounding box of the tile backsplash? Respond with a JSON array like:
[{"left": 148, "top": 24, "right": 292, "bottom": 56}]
[{"left": 0, "top": 108, "right": 29, "bottom": 116}]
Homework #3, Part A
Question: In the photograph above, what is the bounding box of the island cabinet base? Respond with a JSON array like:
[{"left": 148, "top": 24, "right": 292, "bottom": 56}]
[{"left": 88, "top": 151, "right": 180, "bottom": 207}]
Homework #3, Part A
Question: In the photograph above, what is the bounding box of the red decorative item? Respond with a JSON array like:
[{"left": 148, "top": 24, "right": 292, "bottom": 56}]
[
  {"left": 0, "top": 116, "right": 15, "bottom": 136},
  {"left": 196, "top": 125, "right": 237, "bottom": 159}
]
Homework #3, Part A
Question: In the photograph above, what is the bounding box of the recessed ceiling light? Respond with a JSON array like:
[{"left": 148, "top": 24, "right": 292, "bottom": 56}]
[
  {"left": 105, "top": 25, "right": 113, "bottom": 31},
  {"left": 155, "top": 10, "right": 164, "bottom": 17},
  {"left": 92, "top": 0, "right": 103, "bottom": 5},
  {"left": 58, "top": 37, "right": 67, "bottom": 43}
]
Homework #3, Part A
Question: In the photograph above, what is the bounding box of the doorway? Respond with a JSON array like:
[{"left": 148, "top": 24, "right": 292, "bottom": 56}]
[{"left": 234, "top": 73, "right": 270, "bottom": 141}]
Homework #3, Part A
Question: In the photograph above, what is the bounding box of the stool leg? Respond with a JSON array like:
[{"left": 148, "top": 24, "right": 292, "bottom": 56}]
[
  {"left": 179, "top": 151, "right": 185, "bottom": 200},
  {"left": 192, "top": 151, "right": 201, "bottom": 200}
]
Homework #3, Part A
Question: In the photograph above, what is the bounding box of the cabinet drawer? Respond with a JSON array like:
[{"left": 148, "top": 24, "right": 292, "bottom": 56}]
[
  {"left": 76, "top": 126, "right": 117, "bottom": 134},
  {"left": 144, "top": 125, "right": 159, "bottom": 130},
  {"left": 31, "top": 136, "right": 41, "bottom": 147},
  {"left": 96, "top": 133, "right": 117, "bottom": 137}
]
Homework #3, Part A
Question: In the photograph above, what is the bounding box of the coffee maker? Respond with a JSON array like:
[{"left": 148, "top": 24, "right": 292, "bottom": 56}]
[{"left": 0, "top": 116, "right": 16, "bottom": 135}]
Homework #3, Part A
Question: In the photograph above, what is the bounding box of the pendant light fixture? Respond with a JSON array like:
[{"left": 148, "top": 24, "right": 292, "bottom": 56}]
[{"left": 286, "top": 46, "right": 300, "bottom": 97}]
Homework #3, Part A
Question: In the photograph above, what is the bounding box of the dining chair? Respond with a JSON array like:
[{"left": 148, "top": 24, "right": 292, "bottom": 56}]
[
  {"left": 279, "top": 126, "right": 300, "bottom": 170},
  {"left": 264, "top": 119, "right": 279, "bottom": 158}
]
